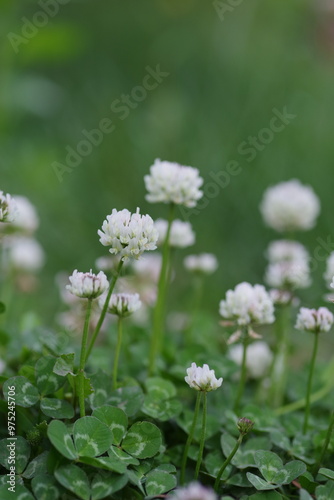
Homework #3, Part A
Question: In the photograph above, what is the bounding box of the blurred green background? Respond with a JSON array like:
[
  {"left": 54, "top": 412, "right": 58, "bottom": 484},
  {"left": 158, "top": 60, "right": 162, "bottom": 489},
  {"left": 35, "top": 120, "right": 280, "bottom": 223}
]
[{"left": 1, "top": 0, "right": 334, "bottom": 322}]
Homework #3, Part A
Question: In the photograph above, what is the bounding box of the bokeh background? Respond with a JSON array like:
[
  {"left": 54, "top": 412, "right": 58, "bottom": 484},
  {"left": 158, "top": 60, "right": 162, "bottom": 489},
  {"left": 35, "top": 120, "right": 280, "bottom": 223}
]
[{"left": 2, "top": 0, "right": 334, "bottom": 324}]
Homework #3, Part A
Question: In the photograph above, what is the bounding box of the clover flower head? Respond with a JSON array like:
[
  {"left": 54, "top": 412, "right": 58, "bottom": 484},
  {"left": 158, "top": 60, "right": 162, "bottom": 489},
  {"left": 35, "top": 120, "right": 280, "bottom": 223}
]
[
  {"left": 8, "top": 236, "right": 45, "bottom": 271},
  {"left": 260, "top": 179, "right": 320, "bottom": 232},
  {"left": 265, "top": 240, "right": 311, "bottom": 290},
  {"left": 228, "top": 341, "right": 273, "bottom": 379},
  {"left": 98, "top": 208, "right": 158, "bottom": 260},
  {"left": 100, "top": 292, "right": 141, "bottom": 317},
  {"left": 144, "top": 159, "right": 203, "bottom": 207},
  {"left": 155, "top": 218, "right": 195, "bottom": 248},
  {"left": 66, "top": 270, "right": 109, "bottom": 299},
  {"left": 266, "top": 240, "right": 309, "bottom": 263},
  {"left": 12, "top": 195, "right": 39, "bottom": 233},
  {"left": 219, "top": 282, "right": 275, "bottom": 326},
  {"left": 0, "top": 191, "right": 18, "bottom": 223},
  {"left": 184, "top": 253, "right": 218, "bottom": 274},
  {"left": 168, "top": 482, "right": 217, "bottom": 500},
  {"left": 295, "top": 307, "right": 334, "bottom": 333},
  {"left": 185, "top": 362, "right": 223, "bottom": 392},
  {"left": 237, "top": 417, "right": 254, "bottom": 436}
]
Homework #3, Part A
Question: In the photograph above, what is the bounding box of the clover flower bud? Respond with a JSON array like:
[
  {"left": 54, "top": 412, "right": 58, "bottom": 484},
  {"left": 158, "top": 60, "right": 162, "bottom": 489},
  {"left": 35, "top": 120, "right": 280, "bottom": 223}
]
[
  {"left": 155, "top": 218, "right": 195, "bottom": 248},
  {"left": 260, "top": 179, "right": 320, "bottom": 232},
  {"left": 184, "top": 253, "right": 218, "bottom": 274},
  {"left": 295, "top": 307, "right": 334, "bottom": 333},
  {"left": 100, "top": 292, "right": 141, "bottom": 318},
  {"left": 66, "top": 270, "right": 109, "bottom": 299},
  {"left": 237, "top": 417, "right": 254, "bottom": 436},
  {"left": 145, "top": 159, "right": 203, "bottom": 208},
  {"left": 0, "top": 191, "right": 18, "bottom": 223},
  {"left": 185, "top": 362, "right": 223, "bottom": 392},
  {"left": 168, "top": 482, "right": 217, "bottom": 500},
  {"left": 98, "top": 208, "right": 158, "bottom": 261}
]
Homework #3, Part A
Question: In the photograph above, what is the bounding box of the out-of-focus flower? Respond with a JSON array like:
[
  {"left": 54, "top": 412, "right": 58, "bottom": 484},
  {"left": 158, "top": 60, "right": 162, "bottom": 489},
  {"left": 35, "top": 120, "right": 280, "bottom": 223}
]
[
  {"left": 295, "top": 307, "right": 334, "bottom": 333},
  {"left": 324, "top": 252, "right": 334, "bottom": 288},
  {"left": 155, "top": 218, "right": 195, "bottom": 248},
  {"left": 260, "top": 180, "right": 320, "bottom": 232},
  {"left": 228, "top": 341, "right": 273, "bottom": 378},
  {"left": 145, "top": 159, "right": 203, "bottom": 207},
  {"left": 100, "top": 292, "right": 141, "bottom": 317},
  {"left": 184, "top": 253, "right": 218, "bottom": 274},
  {"left": 266, "top": 240, "right": 309, "bottom": 263},
  {"left": 66, "top": 270, "right": 109, "bottom": 299},
  {"left": 219, "top": 282, "right": 275, "bottom": 326},
  {"left": 265, "top": 240, "right": 311, "bottom": 290},
  {"left": 265, "top": 261, "right": 311, "bottom": 289},
  {"left": 7, "top": 236, "right": 45, "bottom": 271},
  {"left": 12, "top": 195, "right": 39, "bottom": 233},
  {"left": 98, "top": 208, "right": 158, "bottom": 261},
  {"left": 131, "top": 253, "right": 162, "bottom": 283},
  {"left": 269, "top": 289, "right": 297, "bottom": 306},
  {"left": 168, "top": 482, "right": 217, "bottom": 500},
  {"left": 185, "top": 362, "right": 223, "bottom": 392},
  {"left": 0, "top": 191, "right": 18, "bottom": 223}
]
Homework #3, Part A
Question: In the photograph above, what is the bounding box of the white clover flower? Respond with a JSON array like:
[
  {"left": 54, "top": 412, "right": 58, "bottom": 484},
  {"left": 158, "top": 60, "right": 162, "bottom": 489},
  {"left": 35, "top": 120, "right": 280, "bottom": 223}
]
[
  {"left": 168, "top": 482, "right": 217, "bottom": 500},
  {"left": 132, "top": 253, "right": 162, "bottom": 283},
  {"left": 269, "top": 289, "right": 295, "bottom": 305},
  {"left": 324, "top": 252, "right": 334, "bottom": 288},
  {"left": 12, "top": 195, "right": 39, "bottom": 233},
  {"left": 184, "top": 253, "right": 218, "bottom": 274},
  {"left": 295, "top": 307, "right": 334, "bottom": 333},
  {"left": 98, "top": 208, "right": 158, "bottom": 261},
  {"left": 0, "top": 191, "right": 18, "bottom": 223},
  {"left": 260, "top": 180, "right": 320, "bottom": 232},
  {"left": 66, "top": 270, "right": 109, "bottom": 299},
  {"left": 219, "top": 282, "right": 275, "bottom": 326},
  {"left": 100, "top": 292, "right": 141, "bottom": 317},
  {"left": 266, "top": 240, "right": 310, "bottom": 263},
  {"left": 229, "top": 341, "right": 273, "bottom": 379},
  {"left": 185, "top": 362, "right": 223, "bottom": 392},
  {"left": 7, "top": 236, "right": 45, "bottom": 271},
  {"left": 265, "top": 261, "right": 311, "bottom": 289},
  {"left": 265, "top": 240, "right": 311, "bottom": 290},
  {"left": 155, "top": 218, "right": 195, "bottom": 248},
  {"left": 144, "top": 159, "right": 203, "bottom": 207}
]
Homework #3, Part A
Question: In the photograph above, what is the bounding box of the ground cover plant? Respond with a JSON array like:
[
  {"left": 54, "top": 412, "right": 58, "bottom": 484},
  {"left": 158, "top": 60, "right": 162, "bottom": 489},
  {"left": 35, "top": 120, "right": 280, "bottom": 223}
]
[{"left": 0, "top": 161, "right": 334, "bottom": 500}]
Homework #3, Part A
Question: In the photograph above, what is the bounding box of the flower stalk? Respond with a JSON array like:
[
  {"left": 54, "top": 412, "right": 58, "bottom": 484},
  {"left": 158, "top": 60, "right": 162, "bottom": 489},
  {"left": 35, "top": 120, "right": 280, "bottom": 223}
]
[
  {"left": 303, "top": 331, "right": 319, "bottom": 434},
  {"left": 314, "top": 410, "right": 334, "bottom": 474},
  {"left": 148, "top": 202, "right": 175, "bottom": 375},
  {"left": 78, "top": 298, "right": 93, "bottom": 417},
  {"left": 233, "top": 334, "right": 249, "bottom": 414},
  {"left": 112, "top": 317, "right": 123, "bottom": 390},
  {"left": 85, "top": 259, "right": 124, "bottom": 362},
  {"left": 195, "top": 391, "right": 207, "bottom": 480},
  {"left": 214, "top": 434, "right": 243, "bottom": 491},
  {"left": 180, "top": 391, "right": 201, "bottom": 484}
]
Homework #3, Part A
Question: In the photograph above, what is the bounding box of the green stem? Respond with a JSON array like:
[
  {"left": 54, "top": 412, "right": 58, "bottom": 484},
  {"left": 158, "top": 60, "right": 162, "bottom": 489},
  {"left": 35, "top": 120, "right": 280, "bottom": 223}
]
[
  {"left": 85, "top": 259, "right": 124, "bottom": 362},
  {"left": 303, "top": 332, "right": 319, "bottom": 434},
  {"left": 148, "top": 203, "right": 175, "bottom": 375},
  {"left": 314, "top": 410, "right": 334, "bottom": 474},
  {"left": 234, "top": 336, "right": 248, "bottom": 414},
  {"left": 269, "top": 304, "right": 290, "bottom": 407},
  {"left": 112, "top": 317, "right": 123, "bottom": 390},
  {"left": 195, "top": 391, "right": 207, "bottom": 480},
  {"left": 78, "top": 299, "right": 93, "bottom": 417},
  {"left": 180, "top": 392, "right": 202, "bottom": 485},
  {"left": 214, "top": 434, "right": 243, "bottom": 491}
]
